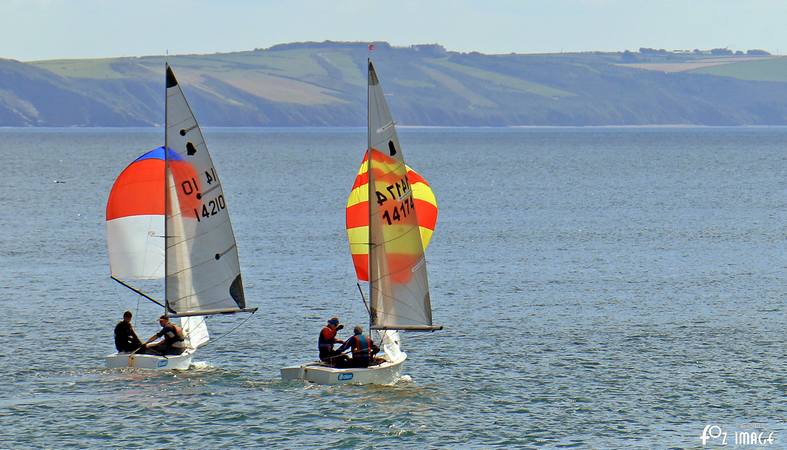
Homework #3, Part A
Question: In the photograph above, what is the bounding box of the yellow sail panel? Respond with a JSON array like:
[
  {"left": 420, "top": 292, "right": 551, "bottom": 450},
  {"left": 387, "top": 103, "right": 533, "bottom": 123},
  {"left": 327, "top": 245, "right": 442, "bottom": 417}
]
[{"left": 345, "top": 151, "right": 438, "bottom": 281}]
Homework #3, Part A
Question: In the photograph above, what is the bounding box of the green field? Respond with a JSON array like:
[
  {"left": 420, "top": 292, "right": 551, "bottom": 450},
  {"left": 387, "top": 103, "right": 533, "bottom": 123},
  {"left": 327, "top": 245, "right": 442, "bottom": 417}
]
[{"left": 689, "top": 56, "right": 787, "bottom": 82}]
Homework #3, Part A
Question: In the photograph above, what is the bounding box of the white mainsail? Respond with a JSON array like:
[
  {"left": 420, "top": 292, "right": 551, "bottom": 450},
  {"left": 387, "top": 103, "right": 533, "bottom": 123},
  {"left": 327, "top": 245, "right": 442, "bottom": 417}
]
[
  {"left": 164, "top": 65, "right": 248, "bottom": 317},
  {"left": 366, "top": 60, "right": 437, "bottom": 330}
]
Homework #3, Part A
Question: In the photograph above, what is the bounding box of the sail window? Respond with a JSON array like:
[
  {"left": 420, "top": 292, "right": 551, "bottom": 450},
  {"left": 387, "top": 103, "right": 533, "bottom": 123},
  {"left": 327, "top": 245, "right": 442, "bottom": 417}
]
[
  {"left": 388, "top": 141, "right": 397, "bottom": 156},
  {"left": 186, "top": 142, "right": 197, "bottom": 155}
]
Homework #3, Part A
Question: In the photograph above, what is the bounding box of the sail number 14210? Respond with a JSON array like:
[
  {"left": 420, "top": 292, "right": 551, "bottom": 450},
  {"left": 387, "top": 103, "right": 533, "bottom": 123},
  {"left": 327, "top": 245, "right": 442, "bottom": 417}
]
[{"left": 178, "top": 166, "right": 226, "bottom": 222}]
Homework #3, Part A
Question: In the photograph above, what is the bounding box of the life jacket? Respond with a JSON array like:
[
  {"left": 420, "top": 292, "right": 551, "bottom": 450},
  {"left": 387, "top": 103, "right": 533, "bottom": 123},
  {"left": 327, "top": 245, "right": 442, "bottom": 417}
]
[
  {"left": 163, "top": 323, "right": 185, "bottom": 348},
  {"left": 351, "top": 335, "right": 372, "bottom": 361},
  {"left": 318, "top": 326, "right": 337, "bottom": 351}
]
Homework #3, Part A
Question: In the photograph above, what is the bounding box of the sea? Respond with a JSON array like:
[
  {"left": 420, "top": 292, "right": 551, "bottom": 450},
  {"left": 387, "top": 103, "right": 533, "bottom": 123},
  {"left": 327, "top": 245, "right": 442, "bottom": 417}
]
[{"left": 0, "top": 127, "right": 784, "bottom": 449}]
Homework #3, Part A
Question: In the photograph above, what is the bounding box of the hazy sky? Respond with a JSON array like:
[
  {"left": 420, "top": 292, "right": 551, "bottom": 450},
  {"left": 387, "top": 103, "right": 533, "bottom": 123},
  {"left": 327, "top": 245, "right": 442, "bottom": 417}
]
[{"left": 2, "top": 0, "right": 786, "bottom": 61}]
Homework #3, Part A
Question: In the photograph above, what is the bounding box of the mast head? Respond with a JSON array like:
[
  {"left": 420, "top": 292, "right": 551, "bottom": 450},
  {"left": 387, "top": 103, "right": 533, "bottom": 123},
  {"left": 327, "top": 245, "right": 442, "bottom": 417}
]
[
  {"left": 166, "top": 65, "right": 178, "bottom": 88},
  {"left": 368, "top": 60, "right": 379, "bottom": 86}
]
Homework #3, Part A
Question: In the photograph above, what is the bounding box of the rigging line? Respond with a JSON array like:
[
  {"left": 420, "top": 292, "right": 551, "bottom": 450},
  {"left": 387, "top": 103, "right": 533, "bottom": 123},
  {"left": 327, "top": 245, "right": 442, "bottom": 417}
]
[
  {"left": 111, "top": 276, "right": 169, "bottom": 310},
  {"left": 197, "top": 309, "right": 256, "bottom": 349},
  {"left": 367, "top": 296, "right": 429, "bottom": 322},
  {"left": 399, "top": 330, "right": 435, "bottom": 341},
  {"left": 357, "top": 282, "right": 370, "bottom": 315},
  {"left": 367, "top": 261, "right": 428, "bottom": 289},
  {"left": 180, "top": 316, "right": 207, "bottom": 345},
  {"left": 135, "top": 295, "right": 140, "bottom": 329},
  {"left": 368, "top": 259, "right": 427, "bottom": 285},
  {"left": 368, "top": 286, "right": 433, "bottom": 323},
  {"left": 165, "top": 252, "right": 237, "bottom": 280},
  {"left": 369, "top": 225, "right": 422, "bottom": 247},
  {"left": 367, "top": 303, "right": 431, "bottom": 325},
  {"left": 164, "top": 216, "right": 233, "bottom": 247}
]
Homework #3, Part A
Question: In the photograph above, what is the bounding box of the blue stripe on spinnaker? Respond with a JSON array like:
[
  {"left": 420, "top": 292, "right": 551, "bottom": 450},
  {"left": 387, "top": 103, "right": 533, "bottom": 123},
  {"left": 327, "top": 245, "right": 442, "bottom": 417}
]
[{"left": 133, "top": 146, "right": 184, "bottom": 162}]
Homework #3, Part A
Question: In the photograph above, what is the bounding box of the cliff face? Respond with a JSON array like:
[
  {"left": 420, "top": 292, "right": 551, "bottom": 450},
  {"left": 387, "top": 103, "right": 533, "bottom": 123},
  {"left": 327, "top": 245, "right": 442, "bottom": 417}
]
[{"left": 2, "top": 42, "right": 786, "bottom": 126}]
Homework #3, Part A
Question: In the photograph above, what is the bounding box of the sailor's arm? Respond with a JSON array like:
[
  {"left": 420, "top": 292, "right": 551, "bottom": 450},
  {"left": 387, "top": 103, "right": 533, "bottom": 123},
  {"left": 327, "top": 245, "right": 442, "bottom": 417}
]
[
  {"left": 144, "top": 330, "right": 164, "bottom": 344},
  {"left": 336, "top": 338, "right": 353, "bottom": 353}
]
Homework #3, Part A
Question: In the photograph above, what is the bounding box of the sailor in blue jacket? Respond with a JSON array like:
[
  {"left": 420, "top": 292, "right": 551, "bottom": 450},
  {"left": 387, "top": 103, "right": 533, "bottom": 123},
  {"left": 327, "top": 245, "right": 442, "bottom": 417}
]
[{"left": 337, "top": 325, "right": 380, "bottom": 368}]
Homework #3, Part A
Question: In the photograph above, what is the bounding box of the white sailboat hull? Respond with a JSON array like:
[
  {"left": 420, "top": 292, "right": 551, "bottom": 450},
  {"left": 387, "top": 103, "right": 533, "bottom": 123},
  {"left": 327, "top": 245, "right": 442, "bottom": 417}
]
[
  {"left": 281, "top": 353, "right": 406, "bottom": 385},
  {"left": 105, "top": 351, "right": 194, "bottom": 370}
]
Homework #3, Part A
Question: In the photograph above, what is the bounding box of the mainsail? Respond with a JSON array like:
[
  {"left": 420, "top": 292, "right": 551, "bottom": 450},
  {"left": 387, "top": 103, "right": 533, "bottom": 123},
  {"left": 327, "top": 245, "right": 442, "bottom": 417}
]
[
  {"left": 164, "top": 65, "right": 249, "bottom": 317},
  {"left": 359, "top": 60, "right": 440, "bottom": 331}
]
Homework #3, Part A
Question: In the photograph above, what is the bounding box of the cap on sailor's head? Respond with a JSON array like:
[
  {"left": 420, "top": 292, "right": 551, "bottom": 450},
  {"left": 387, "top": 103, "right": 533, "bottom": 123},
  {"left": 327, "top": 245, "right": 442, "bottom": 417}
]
[{"left": 327, "top": 317, "right": 340, "bottom": 326}]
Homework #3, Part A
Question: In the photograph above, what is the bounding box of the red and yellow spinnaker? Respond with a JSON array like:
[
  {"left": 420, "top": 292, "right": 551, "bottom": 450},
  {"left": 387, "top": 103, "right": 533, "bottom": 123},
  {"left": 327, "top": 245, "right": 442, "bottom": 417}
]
[{"left": 346, "top": 150, "right": 438, "bottom": 281}]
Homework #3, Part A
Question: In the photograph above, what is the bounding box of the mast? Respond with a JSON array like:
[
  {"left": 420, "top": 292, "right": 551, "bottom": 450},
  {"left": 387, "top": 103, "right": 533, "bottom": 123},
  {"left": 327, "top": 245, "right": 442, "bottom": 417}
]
[
  {"left": 163, "top": 62, "right": 170, "bottom": 315},
  {"left": 366, "top": 58, "right": 373, "bottom": 334}
]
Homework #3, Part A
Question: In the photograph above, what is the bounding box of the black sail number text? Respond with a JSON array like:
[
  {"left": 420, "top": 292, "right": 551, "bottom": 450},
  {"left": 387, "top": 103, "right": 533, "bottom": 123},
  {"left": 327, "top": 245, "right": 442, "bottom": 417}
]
[
  {"left": 178, "top": 167, "right": 224, "bottom": 222},
  {"left": 193, "top": 195, "right": 226, "bottom": 222},
  {"left": 375, "top": 176, "right": 414, "bottom": 225}
]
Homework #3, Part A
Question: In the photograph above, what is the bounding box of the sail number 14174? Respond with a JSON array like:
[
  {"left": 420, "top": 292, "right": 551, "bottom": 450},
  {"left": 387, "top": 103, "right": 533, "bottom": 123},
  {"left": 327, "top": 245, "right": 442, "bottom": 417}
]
[{"left": 376, "top": 176, "right": 414, "bottom": 225}]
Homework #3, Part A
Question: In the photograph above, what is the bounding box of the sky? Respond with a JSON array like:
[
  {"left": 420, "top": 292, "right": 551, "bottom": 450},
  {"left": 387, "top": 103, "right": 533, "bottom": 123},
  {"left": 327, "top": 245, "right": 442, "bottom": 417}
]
[{"left": 2, "top": 0, "right": 787, "bottom": 61}]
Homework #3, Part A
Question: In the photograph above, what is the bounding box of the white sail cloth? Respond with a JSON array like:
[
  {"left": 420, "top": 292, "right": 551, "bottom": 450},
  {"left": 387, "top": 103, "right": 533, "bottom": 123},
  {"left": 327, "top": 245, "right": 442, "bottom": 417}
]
[
  {"left": 366, "top": 61, "right": 434, "bottom": 330},
  {"left": 107, "top": 215, "right": 165, "bottom": 279},
  {"left": 164, "top": 65, "right": 246, "bottom": 316}
]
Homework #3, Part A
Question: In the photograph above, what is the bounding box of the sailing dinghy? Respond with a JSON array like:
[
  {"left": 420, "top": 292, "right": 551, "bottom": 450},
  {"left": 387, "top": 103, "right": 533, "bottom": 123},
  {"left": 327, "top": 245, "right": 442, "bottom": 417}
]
[
  {"left": 105, "top": 65, "right": 256, "bottom": 370},
  {"left": 281, "top": 60, "right": 441, "bottom": 385}
]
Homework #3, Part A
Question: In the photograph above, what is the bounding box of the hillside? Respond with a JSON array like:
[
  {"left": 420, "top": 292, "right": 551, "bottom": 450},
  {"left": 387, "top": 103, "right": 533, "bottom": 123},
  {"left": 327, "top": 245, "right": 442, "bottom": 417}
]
[{"left": 2, "top": 42, "right": 787, "bottom": 126}]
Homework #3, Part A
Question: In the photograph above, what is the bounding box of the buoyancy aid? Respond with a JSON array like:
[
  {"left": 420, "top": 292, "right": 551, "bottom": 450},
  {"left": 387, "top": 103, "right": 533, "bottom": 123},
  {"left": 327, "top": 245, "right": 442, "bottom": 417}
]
[
  {"left": 318, "top": 326, "right": 337, "bottom": 351},
  {"left": 162, "top": 323, "right": 186, "bottom": 348},
  {"left": 351, "top": 335, "right": 372, "bottom": 361}
]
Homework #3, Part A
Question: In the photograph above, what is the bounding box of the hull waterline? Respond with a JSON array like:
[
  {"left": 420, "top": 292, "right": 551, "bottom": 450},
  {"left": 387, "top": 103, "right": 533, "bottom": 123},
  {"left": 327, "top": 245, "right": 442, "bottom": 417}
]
[
  {"left": 105, "top": 351, "right": 194, "bottom": 370},
  {"left": 281, "top": 354, "right": 406, "bottom": 385}
]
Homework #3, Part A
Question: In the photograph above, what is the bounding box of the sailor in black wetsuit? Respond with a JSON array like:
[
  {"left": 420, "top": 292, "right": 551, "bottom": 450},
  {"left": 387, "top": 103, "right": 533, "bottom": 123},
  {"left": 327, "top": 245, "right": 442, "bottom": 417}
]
[
  {"left": 114, "top": 311, "right": 143, "bottom": 353},
  {"left": 141, "top": 315, "right": 186, "bottom": 355}
]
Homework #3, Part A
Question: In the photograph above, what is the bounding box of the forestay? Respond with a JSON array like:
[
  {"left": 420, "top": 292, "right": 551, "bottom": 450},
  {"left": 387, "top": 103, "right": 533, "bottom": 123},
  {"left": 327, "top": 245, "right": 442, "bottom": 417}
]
[
  {"left": 164, "top": 65, "right": 247, "bottom": 316},
  {"left": 364, "top": 61, "right": 437, "bottom": 330}
]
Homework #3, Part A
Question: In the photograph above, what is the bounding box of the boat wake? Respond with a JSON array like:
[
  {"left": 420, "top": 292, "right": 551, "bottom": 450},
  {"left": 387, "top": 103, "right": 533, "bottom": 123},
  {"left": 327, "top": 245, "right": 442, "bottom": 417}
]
[
  {"left": 395, "top": 374, "right": 413, "bottom": 384},
  {"left": 189, "top": 361, "right": 213, "bottom": 370}
]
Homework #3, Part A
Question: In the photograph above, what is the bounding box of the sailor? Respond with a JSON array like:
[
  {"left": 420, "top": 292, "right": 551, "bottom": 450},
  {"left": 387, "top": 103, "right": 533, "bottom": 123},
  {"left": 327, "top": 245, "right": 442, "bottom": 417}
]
[
  {"left": 114, "top": 311, "right": 143, "bottom": 353},
  {"left": 337, "top": 325, "right": 380, "bottom": 368},
  {"left": 318, "top": 317, "right": 346, "bottom": 366},
  {"left": 141, "top": 315, "right": 186, "bottom": 355}
]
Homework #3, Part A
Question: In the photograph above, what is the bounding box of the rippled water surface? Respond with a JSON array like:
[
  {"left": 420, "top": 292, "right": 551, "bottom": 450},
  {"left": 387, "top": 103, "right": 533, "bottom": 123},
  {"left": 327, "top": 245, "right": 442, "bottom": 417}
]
[{"left": 0, "top": 127, "right": 784, "bottom": 448}]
